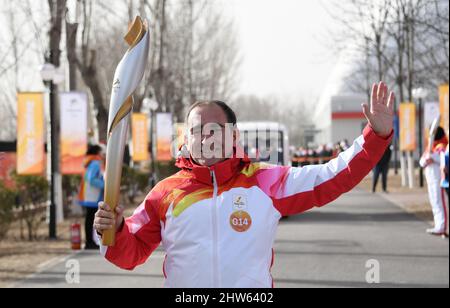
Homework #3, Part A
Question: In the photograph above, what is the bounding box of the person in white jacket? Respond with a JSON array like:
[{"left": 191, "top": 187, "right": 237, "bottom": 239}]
[
  {"left": 94, "top": 82, "right": 395, "bottom": 288},
  {"left": 420, "top": 127, "right": 448, "bottom": 237}
]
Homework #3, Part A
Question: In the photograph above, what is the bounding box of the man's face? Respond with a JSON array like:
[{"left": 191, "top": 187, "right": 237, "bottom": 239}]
[{"left": 186, "top": 104, "right": 238, "bottom": 167}]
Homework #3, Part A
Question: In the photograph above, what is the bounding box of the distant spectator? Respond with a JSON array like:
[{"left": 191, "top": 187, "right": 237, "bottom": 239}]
[
  {"left": 441, "top": 140, "right": 449, "bottom": 197},
  {"left": 372, "top": 144, "right": 392, "bottom": 193},
  {"left": 78, "top": 144, "right": 105, "bottom": 250}
]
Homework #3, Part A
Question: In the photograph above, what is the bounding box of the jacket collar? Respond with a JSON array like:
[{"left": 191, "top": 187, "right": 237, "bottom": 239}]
[{"left": 175, "top": 151, "right": 250, "bottom": 186}]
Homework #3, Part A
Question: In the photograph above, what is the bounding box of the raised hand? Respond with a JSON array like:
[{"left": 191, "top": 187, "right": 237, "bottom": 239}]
[{"left": 362, "top": 82, "right": 395, "bottom": 138}]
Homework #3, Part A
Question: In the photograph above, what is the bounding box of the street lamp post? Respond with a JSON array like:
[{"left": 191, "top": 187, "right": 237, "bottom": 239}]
[
  {"left": 40, "top": 58, "right": 60, "bottom": 240},
  {"left": 413, "top": 88, "right": 429, "bottom": 188},
  {"left": 418, "top": 97, "right": 424, "bottom": 188}
]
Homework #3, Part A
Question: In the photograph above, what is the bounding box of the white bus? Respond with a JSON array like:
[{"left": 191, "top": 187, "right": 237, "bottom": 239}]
[{"left": 237, "top": 122, "right": 290, "bottom": 166}]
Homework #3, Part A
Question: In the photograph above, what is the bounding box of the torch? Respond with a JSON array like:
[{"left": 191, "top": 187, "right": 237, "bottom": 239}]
[
  {"left": 102, "top": 16, "right": 150, "bottom": 246},
  {"left": 428, "top": 115, "right": 442, "bottom": 153}
]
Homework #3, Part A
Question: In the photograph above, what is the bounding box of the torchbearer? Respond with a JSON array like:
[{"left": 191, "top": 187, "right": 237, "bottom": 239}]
[
  {"left": 94, "top": 82, "right": 397, "bottom": 288},
  {"left": 420, "top": 116, "right": 449, "bottom": 237},
  {"left": 102, "top": 16, "right": 150, "bottom": 246}
]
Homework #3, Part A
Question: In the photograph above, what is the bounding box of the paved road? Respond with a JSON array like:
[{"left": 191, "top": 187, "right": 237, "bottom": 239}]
[{"left": 15, "top": 188, "right": 449, "bottom": 288}]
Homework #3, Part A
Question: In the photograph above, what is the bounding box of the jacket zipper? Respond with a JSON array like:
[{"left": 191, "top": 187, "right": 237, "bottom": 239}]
[{"left": 210, "top": 169, "right": 219, "bottom": 287}]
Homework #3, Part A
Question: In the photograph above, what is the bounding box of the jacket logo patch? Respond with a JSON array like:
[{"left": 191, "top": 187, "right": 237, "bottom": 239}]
[{"left": 232, "top": 195, "right": 247, "bottom": 211}]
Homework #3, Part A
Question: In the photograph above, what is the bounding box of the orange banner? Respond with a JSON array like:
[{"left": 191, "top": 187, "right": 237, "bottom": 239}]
[
  {"left": 156, "top": 113, "right": 173, "bottom": 162},
  {"left": 439, "top": 84, "right": 449, "bottom": 131},
  {"left": 60, "top": 92, "right": 88, "bottom": 175},
  {"left": 399, "top": 103, "right": 416, "bottom": 152},
  {"left": 400, "top": 103, "right": 416, "bottom": 151},
  {"left": 131, "top": 113, "right": 149, "bottom": 162},
  {"left": 175, "top": 123, "right": 186, "bottom": 151},
  {"left": 16, "top": 93, "right": 45, "bottom": 175}
]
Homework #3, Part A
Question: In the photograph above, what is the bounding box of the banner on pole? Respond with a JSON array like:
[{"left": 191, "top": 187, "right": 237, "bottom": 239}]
[
  {"left": 439, "top": 84, "right": 449, "bottom": 130},
  {"left": 17, "top": 93, "right": 45, "bottom": 175},
  {"left": 174, "top": 123, "right": 186, "bottom": 153},
  {"left": 60, "top": 92, "right": 88, "bottom": 175},
  {"left": 131, "top": 113, "right": 149, "bottom": 162},
  {"left": 156, "top": 113, "right": 173, "bottom": 162},
  {"left": 399, "top": 103, "right": 416, "bottom": 152}
]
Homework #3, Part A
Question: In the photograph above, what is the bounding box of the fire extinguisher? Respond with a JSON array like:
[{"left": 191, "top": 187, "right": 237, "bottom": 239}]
[{"left": 71, "top": 223, "right": 81, "bottom": 250}]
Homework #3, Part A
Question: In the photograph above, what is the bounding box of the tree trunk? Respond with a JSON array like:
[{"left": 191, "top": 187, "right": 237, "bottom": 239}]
[
  {"left": 66, "top": 21, "right": 79, "bottom": 91},
  {"left": 74, "top": 0, "right": 109, "bottom": 142},
  {"left": 76, "top": 54, "right": 109, "bottom": 142},
  {"left": 158, "top": 0, "right": 167, "bottom": 112},
  {"left": 48, "top": 0, "right": 66, "bottom": 68}
]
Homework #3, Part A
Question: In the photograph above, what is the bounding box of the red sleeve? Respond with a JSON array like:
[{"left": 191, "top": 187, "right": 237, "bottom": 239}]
[
  {"left": 101, "top": 191, "right": 162, "bottom": 271},
  {"left": 257, "top": 125, "right": 393, "bottom": 217}
]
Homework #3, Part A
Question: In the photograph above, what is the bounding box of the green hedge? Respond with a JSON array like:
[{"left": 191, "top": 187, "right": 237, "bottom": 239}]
[
  {"left": 0, "top": 182, "right": 16, "bottom": 241},
  {"left": 13, "top": 174, "right": 49, "bottom": 241}
]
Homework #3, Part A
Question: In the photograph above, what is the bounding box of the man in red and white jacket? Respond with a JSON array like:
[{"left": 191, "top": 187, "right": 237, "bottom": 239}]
[{"left": 95, "top": 82, "right": 395, "bottom": 288}]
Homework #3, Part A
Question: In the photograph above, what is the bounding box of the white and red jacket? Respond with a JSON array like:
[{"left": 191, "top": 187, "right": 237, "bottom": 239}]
[
  {"left": 419, "top": 137, "right": 449, "bottom": 233},
  {"left": 100, "top": 125, "right": 392, "bottom": 288}
]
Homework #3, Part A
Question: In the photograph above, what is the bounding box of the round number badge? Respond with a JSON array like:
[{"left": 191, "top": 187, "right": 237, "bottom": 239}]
[{"left": 230, "top": 211, "right": 252, "bottom": 232}]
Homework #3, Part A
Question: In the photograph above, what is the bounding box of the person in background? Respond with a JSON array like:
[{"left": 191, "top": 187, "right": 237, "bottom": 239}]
[
  {"left": 340, "top": 139, "right": 350, "bottom": 151},
  {"left": 78, "top": 144, "right": 105, "bottom": 249},
  {"left": 372, "top": 144, "right": 392, "bottom": 193},
  {"left": 420, "top": 127, "right": 448, "bottom": 237},
  {"left": 442, "top": 136, "right": 449, "bottom": 197},
  {"left": 442, "top": 139, "right": 449, "bottom": 236}
]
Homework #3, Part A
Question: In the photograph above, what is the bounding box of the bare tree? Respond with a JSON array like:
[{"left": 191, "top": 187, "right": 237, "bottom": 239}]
[
  {"left": 0, "top": 0, "right": 50, "bottom": 141},
  {"left": 66, "top": 0, "right": 125, "bottom": 142},
  {"left": 323, "top": 0, "right": 392, "bottom": 85},
  {"left": 128, "top": 0, "right": 241, "bottom": 123},
  {"left": 324, "top": 0, "right": 449, "bottom": 103},
  {"left": 1, "top": 0, "right": 242, "bottom": 141},
  {"left": 48, "top": 0, "right": 67, "bottom": 67},
  {"left": 411, "top": 0, "right": 449, "bottom": 88}
]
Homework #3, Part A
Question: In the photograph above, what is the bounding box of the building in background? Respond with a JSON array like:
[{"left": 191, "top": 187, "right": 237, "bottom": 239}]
[{"left": 314, "top": 94, "right": 368, "bottom": 145}]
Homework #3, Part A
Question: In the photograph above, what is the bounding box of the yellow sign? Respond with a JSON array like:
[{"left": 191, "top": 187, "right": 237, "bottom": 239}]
[
  {"left": 399, "top": 103, "right": 416, "bottom": 152},
  {"left": 16, "top": 93, "right": 45, "bottom": 175},
  {"left": 439, "top": 84, "right": 449, "bottom": 131},
  {"left": 131, "top": 113, "right": 149, "bottom": 162}
]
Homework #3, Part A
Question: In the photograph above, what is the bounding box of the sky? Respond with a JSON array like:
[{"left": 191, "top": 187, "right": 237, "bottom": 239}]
[{"left": 224, "top": 0, "right": 341, "bottom": 105}]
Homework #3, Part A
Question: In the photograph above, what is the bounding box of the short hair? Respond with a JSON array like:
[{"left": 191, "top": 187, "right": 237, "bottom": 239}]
[
  {"left": 435, "top": 127, "right": 446, "bottom": 141},
  {"left": 185, "top": 100, "right": 237, "bottom": 125},
  {"left": 86, "top": 144, "right": 102, "bottom": 155}
]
